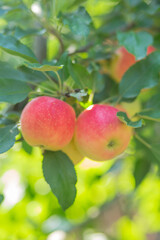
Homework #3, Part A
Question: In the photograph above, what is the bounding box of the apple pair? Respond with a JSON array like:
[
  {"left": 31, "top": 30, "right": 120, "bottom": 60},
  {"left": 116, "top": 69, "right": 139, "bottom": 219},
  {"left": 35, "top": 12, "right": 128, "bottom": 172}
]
[{"left": 20, "top": 96, "right": 132, "bottom": 164}]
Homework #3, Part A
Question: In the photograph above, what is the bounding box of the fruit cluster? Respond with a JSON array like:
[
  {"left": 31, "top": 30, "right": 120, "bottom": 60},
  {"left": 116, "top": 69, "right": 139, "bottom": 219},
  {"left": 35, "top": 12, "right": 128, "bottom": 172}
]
[{"left": 20, "top": 96, "right": 132, "bottom": 164}]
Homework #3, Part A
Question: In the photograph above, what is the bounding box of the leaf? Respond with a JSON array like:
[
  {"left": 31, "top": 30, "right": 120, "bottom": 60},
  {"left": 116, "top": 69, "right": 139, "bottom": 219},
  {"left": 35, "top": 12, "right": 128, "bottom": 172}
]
[
  {"left": 119, "top": 51, "right": 160, "bottom": 99},
  {"left": 117, "top": 111, "right": 143, "bottom": 128},
  {"left": 69, "top": 90, "right": 87, "bottom": 101},
  {"left": 0, "top": 34, "right": 38, "bottom": 63},
  {"left": 62, "top": 6, "right": 92, "bottom": 37},
  {"left": 152, "top": 143, "right": 160, "bottom": 163},
  {"left": 138, "top": 110, "right": 160, "bottom": 122},
  {"left": 0, "top": 78, "right": 31, "bottom": 104},
  {"left": 0, "top": 4, "right": 26, "bottom": 17},
  {"left": 146, "top": 94, "right": 160, "bottom": 109},
  {"left": 68, "top": 59, "right": 93, "bottom": 89},
  {"left": 14, "top": 27, "right": 46, "bottom": 40},
  {"left": 0, "top": 61, "right": 26, "bottom": 81},
  {"left": 18, "top": 65, "right": 47, "bottom": 83},
  {"left": 22, "top": 140, "right": 33, "bottom": 155},
  {"left": 0, "top": 194, "right": 4, "bottom": 204},
  {"left": 0, "top": 124, "right": 19, "bottom": 154},
  {"left": 133, "top": 158, "right": 151, "bottom": 187},
  {"left": 25, "top": 62, "right": 63, "bottom": 72},
  {"left": 42, "top": 151, "right": 77, "bottom": 210},
  {"left": 117, "top": 31, "right": 153, "bottom": 60},
  {"left": 57, "top": 52, "right": 69, "bottom": 82}
]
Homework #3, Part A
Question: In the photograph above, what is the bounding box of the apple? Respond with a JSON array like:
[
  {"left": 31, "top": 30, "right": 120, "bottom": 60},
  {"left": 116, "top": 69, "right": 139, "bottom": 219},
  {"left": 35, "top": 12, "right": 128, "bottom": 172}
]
[
  {"left": 74, "top": 104, "right": 132, "bottom": 161},
  {"left": 110, "top": 46, "right": 155, "bottom": 82},
  {"left": 20, "top": 96, "right": 76, "bottom": 151},
  {"left": 62, "top": 139, "right": 84, "bottom": 165}
]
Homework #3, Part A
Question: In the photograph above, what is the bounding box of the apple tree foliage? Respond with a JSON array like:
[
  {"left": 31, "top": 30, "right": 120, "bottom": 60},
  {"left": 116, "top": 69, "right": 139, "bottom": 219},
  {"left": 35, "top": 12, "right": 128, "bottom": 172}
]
[{"left": 0, "top": 0, "right": 160, "bottom": 211}]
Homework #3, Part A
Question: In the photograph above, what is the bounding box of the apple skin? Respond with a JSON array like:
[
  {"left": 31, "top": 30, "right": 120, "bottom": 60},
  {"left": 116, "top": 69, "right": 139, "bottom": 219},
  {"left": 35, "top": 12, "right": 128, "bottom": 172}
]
[
  {"left": 74, "top": 104, "right": 132, "bottom": 161},
  {"left": 62, "top": 139, "right": 84, "bottom": 165},
  {"left": 20, "top": 96, "right": 76, "bottom": 151},
  {"left": 110, "top": 46, "right": 155, "bottom": 83}
]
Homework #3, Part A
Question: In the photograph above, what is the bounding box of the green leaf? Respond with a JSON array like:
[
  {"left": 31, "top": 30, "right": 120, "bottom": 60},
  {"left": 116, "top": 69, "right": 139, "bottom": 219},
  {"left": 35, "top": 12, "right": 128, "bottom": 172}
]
[
  {"left": 22, "top": 140, "right": 33, "bottom": 155},
  {"left": 0, "top": 34, "right": 38, "bottom": 63},
  {"left": 57, "top": 52, "right": 69, "bottom": 82},
  {"left": 151, "top": 143, "right": 160, "bottom": 163},
  {"left": 68, "top": 60, "right": 93, "bottom": 89},
  {"left": 42, "top": 151, "right": 77, "bottom": 210},
  {"left": 14, "top": 27, "right": 46, "bottom": 40},
  {"left": 62, "top": 6, "right": 92, "bottom": 37},
  {"left": 117, "top": 111, "right": 143, "bottom": 128},
  {"left": 117, "top": 31, "right": 153, "bottom": 60},
  {"left": 69, "top": 90, "right": 87, "bottom": 101},
  {"left": 0, "top": 78, "right": 31, "bottom": 104},
  {"left": 0, "top": 124, "right": 19, "bottom": 154},
  {"left": 119, "top": 51, "right": 160, "bottom": 99},
  {"left": 0, "top": 4, "right": 26, "bottom": 17},
  {"left": 25, "top": 62, "right": 63, "bottom": 72},
  {"left": 133, "top": 158, "right": 151, "bottom": 187},
  {"left": 18, "top": 65, "right": 47, "bottom": 83},
  {"left": 138, "top": 110, "right": 160, "bottom": 122},
  {"left": 0, "top": 194, "right": 4, "bottom": 204},
  {"left": 0, "top": 61, "right": 26, "bottom": 81}
]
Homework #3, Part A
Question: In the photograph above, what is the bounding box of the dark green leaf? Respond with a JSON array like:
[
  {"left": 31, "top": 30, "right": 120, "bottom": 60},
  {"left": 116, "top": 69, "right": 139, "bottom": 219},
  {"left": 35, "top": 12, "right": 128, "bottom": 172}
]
[
  {"left": 42, "top": 151, "right": 77, "bottom": 210},
  {"left": 18, "top": 65, "right": 47, "bottom": 83},
  {"left": 0, "top": 124, "right": 19, "bottom": 154},
  {"left": 117, "top": 111, "right": 143, "bottom": 128},
  {"left": 0, "top": 34, "right": 38, "bottom": 63},
  {"left": 25, "top": 62, "right": 63, "bottom": 72},
  {"left": 57, "top": 52, "right": 69, "bottom": 82},
  {"left": 22, "top": 140, "right": 33, "bottom": 155},
  {"left": 152, "top": 143, "right": 160, "bottom": 163},
  {"left": 117, "top": 31, "right": 153, "bottom": 60},
  {"left": 0, "top": 61, "right": 26, "bottom": 81},
  {"left": 0, "top": 78, "right": 31, "bottom": 104},
  {"left": 133, "top": 158, "right": 151, "bottom": 187},
  {"left": 0, "top": 194, "right": 4, "bottom": 204},
  {"left": 62, "top": 6, "right": 92, "bottom": 37},
  {"left": 119, "top": 51, "right": 160, "bottom": 99},
  {"left": 138, "top": 110, "right": 160, "bottom": 122},
  {"left": 68, "top": 60, "right": 93, "bottom": 89}
]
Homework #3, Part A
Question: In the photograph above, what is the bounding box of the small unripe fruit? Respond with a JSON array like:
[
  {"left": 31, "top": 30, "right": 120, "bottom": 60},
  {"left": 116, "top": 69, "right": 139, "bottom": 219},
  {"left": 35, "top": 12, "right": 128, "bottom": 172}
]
[
  {"left": 74, "top": 104, "right": 132, "bottom": 161},
  {"left": 20, "top": 96, "right": 76, "bottom": 151}
]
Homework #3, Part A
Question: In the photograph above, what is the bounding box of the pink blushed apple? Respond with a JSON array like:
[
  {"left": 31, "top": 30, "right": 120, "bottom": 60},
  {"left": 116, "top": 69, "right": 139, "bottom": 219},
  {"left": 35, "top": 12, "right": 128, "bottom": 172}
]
[
  {"left": 74, "top": 104, "right": 132, "bottom": 161},
  {"left": 110, "top": 46, "right": 156, "bottom": 83},
  {"left": 20, "top": 96, "right": 76, "bottom": 151}
]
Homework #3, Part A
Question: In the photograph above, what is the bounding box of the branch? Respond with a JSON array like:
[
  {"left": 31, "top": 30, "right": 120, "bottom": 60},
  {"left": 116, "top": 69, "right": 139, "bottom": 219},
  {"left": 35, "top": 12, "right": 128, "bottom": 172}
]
[{"left": 69, "top": 42, "right": 94, "bottom": 56}]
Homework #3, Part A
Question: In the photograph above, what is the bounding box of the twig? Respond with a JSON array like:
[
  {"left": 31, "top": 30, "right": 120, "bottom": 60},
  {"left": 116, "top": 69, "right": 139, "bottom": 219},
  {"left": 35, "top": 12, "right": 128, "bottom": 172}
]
[
  {"left": 134, "top": 132, "right": 152, "bottom": 149},
  {"left": 69, "top": 42, "right": 94, "bottom": 56}
]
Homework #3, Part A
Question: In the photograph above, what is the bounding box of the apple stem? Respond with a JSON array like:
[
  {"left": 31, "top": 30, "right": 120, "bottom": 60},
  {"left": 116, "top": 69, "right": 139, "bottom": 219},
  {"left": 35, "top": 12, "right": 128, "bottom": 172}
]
[
  {"left": 26, "top": 80, "right": 57, "bottom": 94},
  {"left": 134, "top": 132, "right": 152, "bottom": 150},
  {"left": 43, "top": 72, "right": 57, "bottom": 86}
]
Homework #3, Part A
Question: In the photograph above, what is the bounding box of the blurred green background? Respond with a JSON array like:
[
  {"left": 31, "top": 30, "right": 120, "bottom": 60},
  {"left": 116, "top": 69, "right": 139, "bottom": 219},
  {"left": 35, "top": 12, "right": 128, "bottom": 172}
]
[{"left": 0, "top": 0, "right": 160, "bottom": 239}]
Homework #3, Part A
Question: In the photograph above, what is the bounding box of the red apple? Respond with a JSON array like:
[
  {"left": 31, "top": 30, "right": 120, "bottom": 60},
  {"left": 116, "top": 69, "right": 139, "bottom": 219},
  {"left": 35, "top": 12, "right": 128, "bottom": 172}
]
[
  {"left": 20, "top": 96, "right": 76, "bottom": 151},
  {"left": 74, "top": 104, "right": 132, "bottom": 161},
  {"left": 110, "top": 46, "right": 155, "bottom": 82}
]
